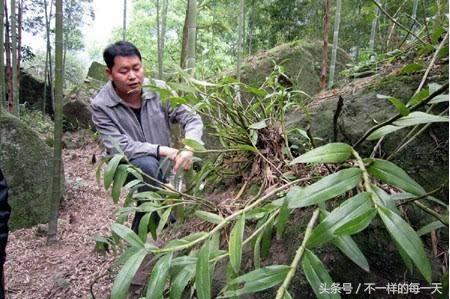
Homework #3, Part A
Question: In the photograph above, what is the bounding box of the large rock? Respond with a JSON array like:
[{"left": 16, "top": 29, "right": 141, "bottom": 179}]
[
  {"left": 0, "top": 111, "right": 62, "bottom": 230},
  {"left": 87, "top": 61, "right": 108, "bottom": 82},
  {"left": 19, "top": 71, "right": 52, "bottom": 113},
  {"left": 240, "top": 40, "right": 350, "bottom": 96},
  {"left": 63, "top": 77, "right": 105, "bottom": 129}
]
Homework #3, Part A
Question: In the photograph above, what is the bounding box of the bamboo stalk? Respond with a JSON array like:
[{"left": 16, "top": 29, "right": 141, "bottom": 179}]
[{"left": 275, "top": 208, "right": 320, "bottom": 299}]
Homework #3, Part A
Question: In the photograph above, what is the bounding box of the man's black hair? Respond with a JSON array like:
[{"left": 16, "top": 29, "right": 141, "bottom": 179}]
[{"left": 103, "top": 41, "right": 142, "bottom": 69}]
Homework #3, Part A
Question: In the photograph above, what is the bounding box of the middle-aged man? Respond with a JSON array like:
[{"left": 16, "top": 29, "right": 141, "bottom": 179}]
[{"left": 90, "top": 41, "right": 203, "bottom": 232}]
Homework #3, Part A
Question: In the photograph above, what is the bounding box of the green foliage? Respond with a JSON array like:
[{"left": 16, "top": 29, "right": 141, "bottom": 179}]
[{"left": 98, "top": 67, "right": 448, "bottom": 298}]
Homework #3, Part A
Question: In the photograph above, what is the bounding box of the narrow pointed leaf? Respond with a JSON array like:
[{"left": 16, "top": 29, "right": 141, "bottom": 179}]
[
  {"left": 104, "top": 154, "right": 124, "bottom": 190},
  {"left": 112, "top": 223, "right": 145, "bottom": 248},
  {"left": 387, "top": 97, "right": 410, "bottom": 116},
  {"left": 111, "top": 248, "right": 147, "bottom": 299},
  {"left": 417, "top": 221, "right": 446, "bottom": 236},
  {"left": 429, "top": 94, "right": 449, "bottom": 104},
  {"left": 195, "top": 210, "right": 225, "bottom": 224},
  {"left": 138, "top": 212, "right": 152, "bottom": 242},
  {"left": 112, "top": 165, "right": 129, "bottom": 203},
  {"left": 170, "top": 264, "right": 196, "bottom": 299},
  {"left": 276, "top": 199, "right": 290, "bottom": 240},
  {"left": 290, "top": 143, "right": 353, "bottom": 165},
  {"left": 400, "top": 63, "right": 424, "bottom": 74},
  {"left": 378, "top": 206, "right": 431, "bottom": 282},
  {"left": 261, "top": 216, "right": 274, "bottom": 258},
  {"left": 254, "top": 232, "right": 262, "bottom": 269},
  {"left": 196, "top": 239, "right": 211, "bottom": 299},
  {"left": 367, "top": 159, "right": 425, "bottom": 196},
  {"left": 333, "top": 235, "right": 370, "bottom": 272},
  {"left": 221, "top": 265, "right": 290, "bottom": 298},
  {"left": 283, "top": 168, "right": 362, "bottom": 209},
  {"left": 184, "top": 138, "right": 206, "bottom": 151},
  {"left": 302, "top": 249, "right": 340, "bottom": 299},
  {"left": 368, "top": 112, "right": 448, "bottom": 140},
  {"left": 229, "top": 214, "right": 245, "bottom": 273},
  {"left": 308, "top": 192, "right": 374, "bottom": 247},
  {"left": 146, "top": 253, "right": 173, "bottom": 299}
]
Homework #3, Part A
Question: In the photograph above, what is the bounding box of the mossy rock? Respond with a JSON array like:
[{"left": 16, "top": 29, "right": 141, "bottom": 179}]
[
  {"left": 87, "top": 61, "right": 108, "bottom": 82},
  {"left": 0, "top": 110, "right": 63, "bottom": 230},
  {"left": 19, "top": 71, "right": 52, "bottom": 113},
  {"left": 63, "top": 78, "right": 105, "bottom": 129},
  {"left": 240, "top": 40, "right": 350, "bottom": 96}
]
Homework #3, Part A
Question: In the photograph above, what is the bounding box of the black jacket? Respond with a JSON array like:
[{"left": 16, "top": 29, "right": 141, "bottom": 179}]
[{"left": 0, "top": 168, "right": 10, "bottom": 263}]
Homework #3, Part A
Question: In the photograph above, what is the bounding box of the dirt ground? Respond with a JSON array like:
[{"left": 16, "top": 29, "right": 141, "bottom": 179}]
[{"left": 5, "top": 142, "right": 118, "bottom": 299}]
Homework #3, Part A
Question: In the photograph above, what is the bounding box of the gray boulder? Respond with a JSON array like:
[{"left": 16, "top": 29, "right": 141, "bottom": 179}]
[{"left": 0, "top": 110, "right": 63, "bottom": 230}]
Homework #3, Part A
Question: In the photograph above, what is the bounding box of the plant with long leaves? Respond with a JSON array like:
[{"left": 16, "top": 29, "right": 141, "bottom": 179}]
[{"left": 98, "top": 67, "right": 448, "bottom": 299}]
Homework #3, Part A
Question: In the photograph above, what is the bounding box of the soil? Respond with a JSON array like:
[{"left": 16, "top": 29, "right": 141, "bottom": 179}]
[{"left": 5, "top": 142, "right": 117, "bottom": 299}]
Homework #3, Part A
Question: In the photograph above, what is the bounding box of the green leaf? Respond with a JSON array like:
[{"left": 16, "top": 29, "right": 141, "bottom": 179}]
[
  {"left": 332, "top": 235, "right": 370, "bottom": 272},
  {"left": 196, "top": 239, "right": 211, "bottom": 299},
  {"left": 184, "top": 138, "right": 206, "bottom": 151},
  {"left": 157, "top": 208, "right": 172, "bottom": 235},
  {"left": 194, "top": 210, "right": 225, "bottom": 224},
  {"left": 112, "top": 223, "right": 145, "bottom": 248},
  {"left": 146, "top": 253, "right": 173, "bottom": 299},
  {"left": 308, "top": 192, "right": 375, "bottom": 247},
  {"left": 243, "top": 85, "right": 268, "bottom": 97},
  {"left": 388, "top": 98, "right": 410, "bottom": 116},
  {"left": 111, "top": 248, "right": 147, "bottom": 299},
  {"left": 417, "top": 221, "right": 446, "bottom": 236},
  {"left": 111, "top": 165, "right": 128, "bottom": 203},
  {"left": 233, "top": 144, "right": 257, "bottom": 152},
  {"left": 229, "top": 214, "right": 245, "bottom": 274},
  {"left": 378, "top": 206, "right": 431, "bottom": 282},
  {"left": 407, "top": 89, "right": 429, "bottom": 107},
  {"left": 394, "top": 238, "right": 414, "bottom": 273},
  {"left": 168, "top": 82, "right": 197, "bottom": 93},
  {"left": 276, "top": 199, "right": 290, "bottom": 240},
  {"left": 104, "top": 154, "right": 124, "bottom": 190},
  {"left": 138, "top": 212, "right": 152, "bottom": 242},
  {"left": 302, "top": 249, "right": 340, "bottom": 299},
  {"left": 368, "top": 112, "right": 448, "bottom": 140},
  {"left": 370, "top": 184, "right": 400, "bottom": 214},
  {"left": 279, "top": 168, "right": 362, "bottom": 209},
  {"left": 261, "top": 216, "right": 274, "bottom": 258},
  {"left": 254, "top": 233, "right": 262, "bottom": 269},
  {"left": 170, "top": 264, "right": 196, "bottom": 299},
  {"left": 400, "top": 63, "right": 424, "bottom": 74},
  {"left": 428, "top": 83, "right": 442, "bottom": 94},
  {"left": 221, "top": 265, "right": 290, "bottom": 298},
  {"left": 168, "top": 96, "right": 188, "bottom": 107},
  {"left": 164, "top": 232, "right": 208, "bottom": 250},
  {"left": 429, "top": 94, "right": 449, "bottom": 104},
  {"left": 367, "top": 159, "right": 425, "bottom": 196},
  {"left": 290, "top": 143, "right": 353, "bottom": 165},
  {"left": 249, "top": 119, "right": 268, "bottom": 130}
]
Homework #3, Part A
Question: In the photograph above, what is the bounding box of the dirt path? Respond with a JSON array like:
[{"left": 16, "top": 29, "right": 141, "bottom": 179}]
[{"left": 5, "top": 142, "right": 118, "bottom": 298}]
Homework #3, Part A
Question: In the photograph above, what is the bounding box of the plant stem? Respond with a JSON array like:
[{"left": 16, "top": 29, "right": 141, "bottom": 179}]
[
  {"left": 352, "top": 149, "right": 375, "bottom": 196},
  {"left": 413, "top": 201, "right": 449, "bottom": 226},
  {"left": 275, "top": 208, "right": 320, "bottom": 299},
  {"left": 154, "top": 178, "right": 306, "bottom": 254}
]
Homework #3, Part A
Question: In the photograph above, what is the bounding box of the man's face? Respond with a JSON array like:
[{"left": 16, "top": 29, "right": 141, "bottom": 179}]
[{"left": 107, "top": 55, "right": 144, "bottom": 97}]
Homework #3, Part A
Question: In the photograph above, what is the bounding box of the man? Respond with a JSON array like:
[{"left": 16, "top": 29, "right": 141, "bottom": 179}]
[
  {"left": 0, "top": 168, "right": 11, "bottom": 299},
  {"left": 90, "top": 41, "right": 203, "bottom": 232}
]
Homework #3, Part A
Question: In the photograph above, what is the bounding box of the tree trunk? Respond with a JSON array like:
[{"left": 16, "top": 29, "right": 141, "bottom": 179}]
[
  {"left": 0, "top": 0, "right": 5, "bottom": 110},
  {"left": 122, "top": 0, "right": 126, "bottom": 40},
  {"left": 369, "top": 4, "right": 381, "bottom": 55},
  {"left": 410, "top": 0, "right": 419, "bottom": 35},
  {"left": 247, "top": 0, "right": 254, "bottom": 55},
  {"left": 236, "top": 0, "right": 244, "bottom": 83},
  {"left": 157, "top": 0, "right": 168, "bottom": 79},
  {"left": 320, "top": 0, "right": 330, "bottom": 90},
  {"left": 44, "top": 0, "right": 55, "bottom": 114},
  {"left": 47, "top": 0, "right": 63, "bottom": 245},
  {"left": 10, "top": 0, "right": 18, "bottom": 116},
  {"left": 328, "top": 0, "right": 341, "bottom": 89},
  {"left": 16, "top": 0, "right": 22, "bottom": 105},
  {"left": 4, "top": 2, "right": 12, "bottom": 113},
  {"left": 156, "top": 0, "right": 161, "bottom": 78},
  {"left": 180, "top": 1, "right": 189, "bottom": 69},
  {"left": 185, "top": 0, "right": 197, "bottom": 74}
]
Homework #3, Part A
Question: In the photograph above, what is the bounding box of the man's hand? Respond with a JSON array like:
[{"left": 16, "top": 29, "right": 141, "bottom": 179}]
[{"left": 159, "top": 146, "right": 194, "bottom": 171}]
